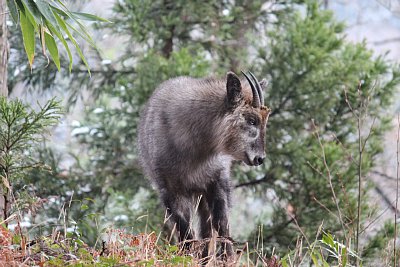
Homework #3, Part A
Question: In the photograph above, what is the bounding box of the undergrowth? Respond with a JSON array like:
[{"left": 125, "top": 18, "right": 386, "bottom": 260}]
[
  {"left": 0, "top": 221, "right": 362, "bottom": 267},
  {"left": 0, "top": 226, "right": 196, "bottom": 266}
]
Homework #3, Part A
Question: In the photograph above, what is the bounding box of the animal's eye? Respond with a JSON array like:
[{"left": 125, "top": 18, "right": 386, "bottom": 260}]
[{"left": 247, "top": 117, "right": 257, "bottom": 126}]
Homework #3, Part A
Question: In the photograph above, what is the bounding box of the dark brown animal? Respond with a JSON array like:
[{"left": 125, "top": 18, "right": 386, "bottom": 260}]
[{"left": 137, "top": 71, "right": 270, "bottom": 256}]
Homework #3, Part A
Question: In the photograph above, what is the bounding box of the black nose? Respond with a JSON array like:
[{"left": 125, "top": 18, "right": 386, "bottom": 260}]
[{"left": 253, "top": 156, "right": 264, "bottom": 166}]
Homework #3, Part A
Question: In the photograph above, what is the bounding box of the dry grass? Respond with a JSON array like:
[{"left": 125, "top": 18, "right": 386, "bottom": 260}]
[{"left": 0, "top": 224, "right": 282, "bottom": 266}]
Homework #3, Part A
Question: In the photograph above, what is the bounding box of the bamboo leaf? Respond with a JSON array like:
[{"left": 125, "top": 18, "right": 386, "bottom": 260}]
[
  {"left": 15, "top": 0, "right": 101, "bottom": 73},
  {"left": 35, "top": 0, "right": 59, "bottom": 30},
  {"left": 20, "top": 1, "right": 39, "bottom": 32},
  {"left": 48, "top": 5, "right": 69, "bottom": 18},
  {"left": 6, "top": 0, "right": 19, "bottom": 23},
  {"left": 52, "top": 6, "right": 99, "bottom": 49},
  {"left": 64, "top": 18, "right": 97, "bottom": 49},
  {"left": 44, "top": 31, "right": 61, "bottom": 71},
  {"left": 310, "top": 254, "right": 319, "bottom": 266},
  {"left": 19, "top": 10, "right": 35, "bottom": 68},
  {"left": 46, "top": 22, "right": 72, "bottom": 72},
  {"left": 54, "top": 12, "right": 91, "bottom": 75},
  {"left": 322, "top": 233, "right": 335, "bottom": 248},
  {"left": 71, "top": 12, "right": 111, "bottom": 22},
  {"left": 341, "top": 246, "right": 347, "bottom": 267},
  {"left": 21, "top": 0, "right": 42, "bottom": 26}
]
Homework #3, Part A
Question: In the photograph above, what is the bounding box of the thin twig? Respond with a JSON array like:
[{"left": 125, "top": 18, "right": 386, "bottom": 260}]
[
  {"left": 288, "top": 213, "right": 310, "bottom": 249},
  {"left": 361, "top": 117, "right": 376, "bottom": 154},
  {"left": 356, "top": 83, "right": 364, "bottom": 267},
  {"left": 373, "top": 37, "right": 400, "bottom": 45},
  {"left": 356, "top": 105, "right": 362, "bottom": 266},
  {"left": 331, "top": 133, "right": 356, "bottom": 165},
  {"left": 313, "top": 196, "right": 341, "bottom": 221},
  {"left": 345, "top": 84, "right": 363, "bottom": 266},
  {"left": 246, "top": 242, "right": 250, "bottom": 266},
  {"left": 374, "top": 184, "right": 399, "bottom": 214},
  {"left": 234, "top": 174, "right": 274, "bottom": 188},
  {"left": 371, "top": 170, "right": 398, "bottom": 181},
  {"left": 312, "top": 119, "right": 347, "bottom": 240},
  {"left": 360, "top": 200, "right": 392, "bottom": 234}
]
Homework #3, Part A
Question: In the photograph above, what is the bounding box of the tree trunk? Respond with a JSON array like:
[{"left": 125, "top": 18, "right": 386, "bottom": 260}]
[
  {"left": 161, "top": 0, "right": 174, "bottom": 59},
  {"left": 0, "top": 0, "right": 8, "bottom": 97},
  {"left": 161, "top": 26, "right": 174, "bottom": 59},
  {"left": 0, "top": 0, "right": 9, "bottom": 224},
  {"left": 324, "top": 0, "right": 329, "bottom": 9}
]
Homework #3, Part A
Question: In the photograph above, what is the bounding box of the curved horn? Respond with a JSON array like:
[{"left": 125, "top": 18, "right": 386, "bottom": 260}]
[
  {"left": 241, "top": 71, "right": 260, "bottom": 108},
  {"left": 249, "top": 71, "right": 264, "bottom": 106}
]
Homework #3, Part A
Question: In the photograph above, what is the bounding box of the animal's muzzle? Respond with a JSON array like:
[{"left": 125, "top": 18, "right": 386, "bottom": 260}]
[{"left": 253, "top": 156, "right": 265, "bottom": 166}]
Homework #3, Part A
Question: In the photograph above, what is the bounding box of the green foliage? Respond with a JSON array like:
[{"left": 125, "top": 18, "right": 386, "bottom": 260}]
[
  {"left": 112, "top": 0, "right": 272, "bottom": 70},
  {"left": 0, "top": 226, "right": 200, "bottom": 266},
  {"left": 19, "top": 9, "right": 35, "bottom": 66},
  {"left": 23, "top": 0, "right": 400, "bottom": 258},
  {"left": 281, "top": 230, "right": 360, "bottom": 267},
  {"left": 7, "top": 0, "right": 400, "bottom": 264},
  {"left": 247, "top": 0, "right": 400, "bottom": 253},
  {"left": 0, "top": 97, "right": 62, "bottom": 220},
  {"left": 0, "top": 97, "right": 62, "bottom": 178},
  {"left": 362, "top": 221, "right": 399, "bottom": 265},
  {"left": 7, "top": 0, "right": 107, "bottom": 71}
]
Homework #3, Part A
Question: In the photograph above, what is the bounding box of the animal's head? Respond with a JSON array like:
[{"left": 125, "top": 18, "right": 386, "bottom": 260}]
[{"left": 222, "top": 71, "right": 271, "bottom": 166}]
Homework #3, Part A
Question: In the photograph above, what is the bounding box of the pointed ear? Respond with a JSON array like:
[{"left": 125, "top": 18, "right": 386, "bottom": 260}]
[
  {"left": 226, "top": 71, "right": 243, "bottom": 108},
  {"left": 259, "top": 78, "right": 269, "bottom": 91}
]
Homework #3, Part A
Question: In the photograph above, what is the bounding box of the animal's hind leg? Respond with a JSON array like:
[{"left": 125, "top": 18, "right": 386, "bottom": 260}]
[{"left": 162, "top": 194, "right": 194, "bottom": 244}]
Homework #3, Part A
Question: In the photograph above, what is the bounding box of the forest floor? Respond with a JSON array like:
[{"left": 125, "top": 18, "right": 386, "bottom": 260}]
[{"left": 0, "top": 225, "right": 281, "bottom": 266}]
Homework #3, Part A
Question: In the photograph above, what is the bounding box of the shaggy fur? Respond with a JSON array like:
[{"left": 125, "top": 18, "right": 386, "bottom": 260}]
[{"left": 137, "top": 71, "right": 270, "bottom": 255}]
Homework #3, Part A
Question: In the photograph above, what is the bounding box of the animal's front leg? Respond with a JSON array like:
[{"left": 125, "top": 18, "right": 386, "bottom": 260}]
[
  {"left": 198, "top": 195, "right": 212, "bottom": 261},
  {"left": 198, "top": 195, "right": 212, "bottom": 239},
  {"left": 207, "top": 179, "right": 234, "bottom": 257},
  {"left": 161, "top": 193, "right": 194, "bottom": 244}
]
